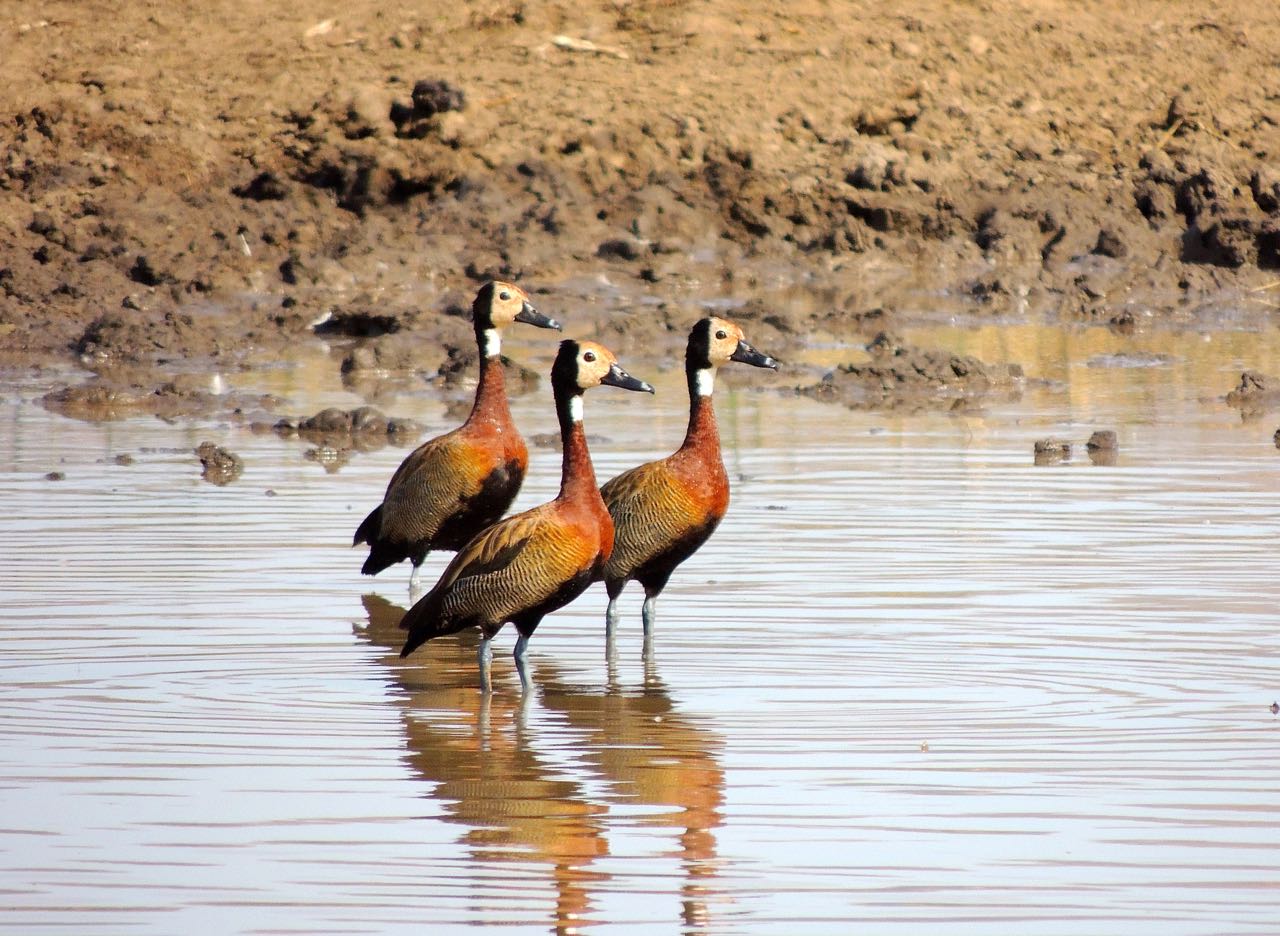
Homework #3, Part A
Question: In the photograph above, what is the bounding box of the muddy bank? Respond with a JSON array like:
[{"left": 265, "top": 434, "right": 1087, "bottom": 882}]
[{"left": 3, "top": 1, "right": 1279, "bottom": 389}]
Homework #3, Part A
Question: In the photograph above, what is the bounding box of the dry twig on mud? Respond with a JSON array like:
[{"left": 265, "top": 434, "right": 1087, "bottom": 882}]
[{"left": 551, "top": 34, "right": 629, "bottom": 59}]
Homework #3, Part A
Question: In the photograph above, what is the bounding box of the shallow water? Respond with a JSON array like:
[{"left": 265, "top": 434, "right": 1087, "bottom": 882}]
[{"left": 2, "top": 316, "right": 1279, "bottom": 935}]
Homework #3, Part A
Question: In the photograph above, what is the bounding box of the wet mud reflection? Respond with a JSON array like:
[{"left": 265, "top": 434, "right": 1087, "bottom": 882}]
[{"left": 357, "top": 595, "right": 724, "bottom": 933}]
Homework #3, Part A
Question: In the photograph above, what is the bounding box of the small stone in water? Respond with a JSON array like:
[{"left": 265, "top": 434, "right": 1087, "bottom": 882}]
[{"left": 1086, "top": 430, "right": 1118, "bottom": 451}]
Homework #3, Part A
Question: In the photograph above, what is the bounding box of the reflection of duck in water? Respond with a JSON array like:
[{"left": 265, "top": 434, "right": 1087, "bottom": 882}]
[
  {"left": 360, "top": 593, "right": 606, "bottom": 930},
  {"left": 537, "top": 658, "right": 725, "bottom": 932},
  {"left": 357, "top": 594, "right": 725, "bottom": 933}
]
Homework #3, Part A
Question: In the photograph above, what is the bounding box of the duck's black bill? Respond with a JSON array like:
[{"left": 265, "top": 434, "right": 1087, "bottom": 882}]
[
  {"left": 516, "top": 301, "right": 562, "bottom": 330},
  {"left": 602, "top": 363, "right": 655, "bottom": 393},
  {"left": 731, "top": 340, "right": 778, "bottom": 369}
]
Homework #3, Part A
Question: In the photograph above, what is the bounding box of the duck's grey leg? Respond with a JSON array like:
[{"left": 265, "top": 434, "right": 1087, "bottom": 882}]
[
  {"left": 641, "top": 595, "right": 657, "bottom": 639},
  {"left": 513, "top": 632, "right": 532, "bottom": 692},
  {"left": 605, "top": 595, "right": 621, "bottom": 644}
]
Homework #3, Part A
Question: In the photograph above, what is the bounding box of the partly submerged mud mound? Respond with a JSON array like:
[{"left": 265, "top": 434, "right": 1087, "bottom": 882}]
[
  {"left": 1225, "top": 370, "right": 1280, "bottom": 418},
  {"left": 41, "top": 373, "right": 280, "bottom": 423},
  {"left": 799, "top": 332, "right": 1024, "bottom": 409}
]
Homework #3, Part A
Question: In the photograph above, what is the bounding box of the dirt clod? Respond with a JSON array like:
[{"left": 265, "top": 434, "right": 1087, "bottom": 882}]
[
  {"left": 1033, "top": 438, "right": 1071, "bottom": 465},
  {"left": 1086, "top": 430, "right": 1118, "bottom": 451},
  {"left": 1085, "top": 429, "right": 1119, "bottom": 465},
  {"left": 269, "top": 405, "right": 424, "bottom": 463},
  {"left": 233, "top": 171, "right": 289, "bottom": 201},
  {"left": 196, "top": 442, "right": 243, "bottom": 486},
  {"left": 1225, "top": 371, "right": 1280, "bottom": 416},
  {"left": 1093, "top": 230, "right": 1128, "bottom": 260}
]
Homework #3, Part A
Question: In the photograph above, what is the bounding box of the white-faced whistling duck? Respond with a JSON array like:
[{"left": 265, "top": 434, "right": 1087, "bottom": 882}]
[
  {"left": 399, "top": 339, "right": 654, "bottom": 691},
  {"left": 599, "top": 316, "right": 776, "bottom": 650},
  {"left": 353, "top": 281, "right": 561, "bottom": 592}
]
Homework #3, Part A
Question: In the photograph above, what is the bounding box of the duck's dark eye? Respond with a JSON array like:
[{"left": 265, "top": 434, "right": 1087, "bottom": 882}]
[
  {"left": 499, "top": 290, "right": 511, "bottom": 301},
  {"left": 715, "top": 330, "right": 728, "bottom": 340},
  {"left": 583, "top": 351, "right": 596, "bottom": 363}
]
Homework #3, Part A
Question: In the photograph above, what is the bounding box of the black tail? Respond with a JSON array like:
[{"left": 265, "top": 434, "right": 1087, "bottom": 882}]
[
  {"left": 361, "top": 543, "right": 410, "bottom": 576},
  {"left": 353, "top": 505, "right": 381, "bottom": 546},
  {"left": 398, "top": 591, "right": 467, "bottom": 658},
  {"left": 354, "top": 505, "right": 411, "bottom": 576}
]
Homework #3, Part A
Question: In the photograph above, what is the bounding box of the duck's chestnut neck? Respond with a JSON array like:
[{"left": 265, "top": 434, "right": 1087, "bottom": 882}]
[
  {"left": 554, "top": 384, "right": 598, "bottom": 499},
  {"left": 469, "top": 349, "right": 513, "bottom": 426},
  {"left": 682, "top": 360, "right": 720, "bottom": 453}
]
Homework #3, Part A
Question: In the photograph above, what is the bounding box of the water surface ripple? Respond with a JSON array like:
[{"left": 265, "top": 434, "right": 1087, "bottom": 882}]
[{"left": 2, "top": 326, "right": 1278, "bottom": 935}]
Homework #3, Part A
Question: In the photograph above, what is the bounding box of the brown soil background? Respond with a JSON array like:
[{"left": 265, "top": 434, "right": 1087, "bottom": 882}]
[{"left": 3, "top": 0, "right": 1279, "bottom": 384}]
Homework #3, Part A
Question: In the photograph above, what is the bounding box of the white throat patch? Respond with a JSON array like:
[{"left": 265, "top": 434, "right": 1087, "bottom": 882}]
[
  {"left": 568, "top": 395, "right": 584, "bottom": 423},
  {"left": 481, "top": 328, "right": 501, "bottom": 358},
  {"left": 694, "top": 367, "right": 716, "bottom": 397}
]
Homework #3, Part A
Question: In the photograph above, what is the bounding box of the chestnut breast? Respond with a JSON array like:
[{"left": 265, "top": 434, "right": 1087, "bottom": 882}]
[{"left": 601, "top": 447, "right": 727, "bottom": 581}]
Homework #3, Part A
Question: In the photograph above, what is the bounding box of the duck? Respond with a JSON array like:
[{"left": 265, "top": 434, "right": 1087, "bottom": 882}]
[
  {"left": 599, "top": 316, "right": 776, "bottom": 649},
  {"left": 399, "top": 339, "right": 654, "bottom": 691},
  {"left": 353, "top": 281, "right": 560, "bottom": 592}
]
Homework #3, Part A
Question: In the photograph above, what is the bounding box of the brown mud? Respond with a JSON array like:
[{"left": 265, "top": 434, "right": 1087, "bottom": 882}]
[{"left": 3, "top": 1, "right": 1279, "bottom": 413}]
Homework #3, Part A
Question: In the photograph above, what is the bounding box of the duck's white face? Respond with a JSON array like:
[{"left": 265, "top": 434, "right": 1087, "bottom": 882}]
[
  {"left": 486, "top": 281, "right": 532, "bottom": 328},
  {"left": 562, "top": 342, "right": 618, "bottom": 422},
  {"left": 573, "top": 341, "right": 618, "bottom": 390},
  {"left": 479, "top": 282, "right": 560, "bottom": 357},
  {"left": 705, "top": 316, "right": 747, "bottom": 367},
  {"left": 479, "top": 282, "right": 528, "bottom": 357},
  {"left": 691, "top": 317, "right": 746, "bottom": 396}
]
